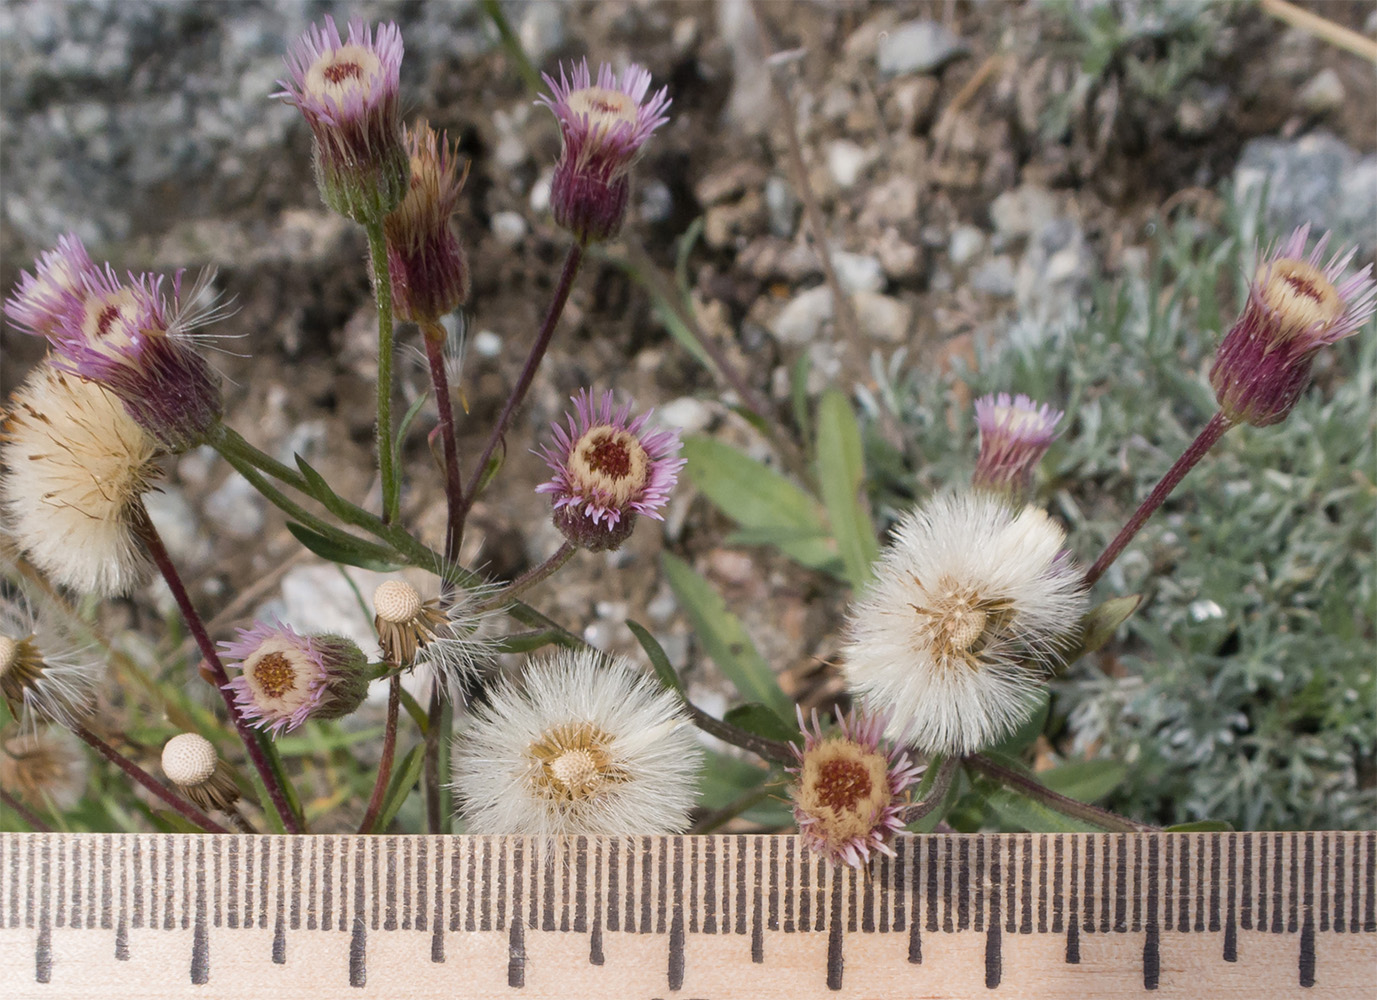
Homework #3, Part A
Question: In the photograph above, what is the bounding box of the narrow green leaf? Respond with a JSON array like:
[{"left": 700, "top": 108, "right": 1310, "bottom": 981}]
[
  {"left": 626, "top": 620, "right": 685, "bottom": 695},
  {"left": 375, "top": 744, "right": 426, "bottom": 832},
  {"left": 397, "top": 389, "right": 431, "bottom": 443},
  {"left": 723, "top": 703, "right": 799, "bottom": 743},
  {"left": 1165, "top": 820, "right": 1234, "bottom": 833},
  {"left": 814, "top": 389, "right": 879, "bottom": 590},
  {"left": 294, "top": 454, "right": 362, "bottom": 522},
  {"left": 684, "top": 435, "right": 843, "bottom": 576},
  {"left": 273, "top": 725, "right": 385, "bottom": 758},
  {"left": 660, "top": 552, "right": 793, "bottom": 721},
  {"left": 1069, "top": 594, "right": 1144, "bottom": 661},
  {"left": 984, "top": 786, "right": 1100, "bottom": 833},
  {"left": 1037, "top": 759, "right": 1129, "bottom": 803},
  {"left": 286, "top": 522, "right": 403, "bottom": 572}
]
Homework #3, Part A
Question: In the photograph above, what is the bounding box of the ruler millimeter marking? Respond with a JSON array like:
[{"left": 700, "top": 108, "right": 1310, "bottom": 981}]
[{"left": 1, "top": 831, "right": 1373, "bottom": 998}]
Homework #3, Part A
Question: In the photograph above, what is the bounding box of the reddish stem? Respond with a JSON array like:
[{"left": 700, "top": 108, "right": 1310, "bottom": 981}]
[
  {"left": 1083, "top": 411, "right": 1234, "bottom": 588},
  {"left": 0, "top": 788, "right": 52, "bottom": 831},
  {"left": 358, "top": 674, "right": 402, "bottom": 834},
  {"left": 421, "top": 324, "right": 466, "bottom": 562},
  {"left": 457, "top": 242, "right": 583, "bottom": 530},
  {"left": 72, "top": 724, "right": 228, "bottom": 833},
  {"left": 133, "top": 503, "right": 302, "bottom": 833}
]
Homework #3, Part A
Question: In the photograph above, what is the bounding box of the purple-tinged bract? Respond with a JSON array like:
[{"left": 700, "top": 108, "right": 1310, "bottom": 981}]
[
  {"left": 537, "top": 60, "right": 671, "bottom": 243},
  {"left": 3, "top": 233, "right": 97, "bottom": 339},
  {"left": 384, "top": 121, "right": 470, "bottom": 325},
  {"left": 276, "top": 16, "right": 409, "bottom": 223},
  {"left": 1210, "top": 225, "right": 1376, "bottom": 428},
  {"left": 788, "top": 706, "right": 922, "bottom": 869},
  {"left": 537, "top": 389, "right": 684, "bottom": 551},
  {"left": 48, "top": 264, "right": 223, "bottom": 452},
  {"left": 222, "top": 621, "right": 369, "bottom": 737},
  {"left": 973, "top": 392, "right": 1063, "bottom": 496}
]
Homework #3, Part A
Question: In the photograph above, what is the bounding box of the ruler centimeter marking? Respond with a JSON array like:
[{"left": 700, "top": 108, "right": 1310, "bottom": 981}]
[{"left": 0, "top": 832, "right": 1373, "bottom": 998}]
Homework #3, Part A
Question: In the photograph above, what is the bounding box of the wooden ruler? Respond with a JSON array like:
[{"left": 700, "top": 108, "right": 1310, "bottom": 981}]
[{"left": 0, "top": 832, "right": 1372, "bottom": 998}]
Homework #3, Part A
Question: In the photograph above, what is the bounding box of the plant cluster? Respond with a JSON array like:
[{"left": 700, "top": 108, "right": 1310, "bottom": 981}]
[{"left": 1, "top": 13, "right": 1371, "bottom": 853}]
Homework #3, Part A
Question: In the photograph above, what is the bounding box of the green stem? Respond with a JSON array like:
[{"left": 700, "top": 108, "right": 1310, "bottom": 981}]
[
  {"left": 899, "top": 756, "right": 958, "bottom": 826},
  {"left": 424, "top": 693, "right": 451, "bottom": 834},
  {"left": 364, "top": 217, "right": 401, "bottom": 524},
  {"left": 689, "top": 787, "right": 775, "bottom": 834},
  {"left": 421, "top": 322, "right": 466, "bottom": 561},
  {"left": 479, "top": 0, "right": 543, "bottom": 94},
  {"left": 966, "top": 754, "right": 1157, "bottom": 833}
]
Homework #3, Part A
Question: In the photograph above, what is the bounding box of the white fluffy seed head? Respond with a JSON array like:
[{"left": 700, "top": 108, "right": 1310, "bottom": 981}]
[
  {"left": 451, "top": 648, "right": 702, "bottom": 836},
  {"left": 161, "top": 733, "right": 219, "bottom": 787},
  {"left": 0, "top": 590, "right": 102, "bottom": 731},
  {"left": 842, "top": 491, "right": 1087, "bottom": 756},
  {"left": 1, "top": 363, "right": 159, "bottom": 595}
]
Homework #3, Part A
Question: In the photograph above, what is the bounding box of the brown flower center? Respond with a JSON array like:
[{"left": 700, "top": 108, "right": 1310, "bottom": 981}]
[
  {"left": 251, "top": 652, "right": 296, "bottom": 700},
  {"left": 80, "top": 288, "right": 140, "bottom": 349},
  {"left": 1258, "top": 258, "right": 1342, "bottom": 340},
  {"left": 323, "top": 61, "right": 364, "bottom": 86},
  {"left": 568, "top": 427, "right": 650, "bottom": 508},
  {"left": 910, "top": 578, "right": 1002, "bottom": 670},
  {"left": 796, "top": 740, "right": 893, "bottom": 847},
  {"left": 306, "top": 44, "right": 382, "bottom": 105}
]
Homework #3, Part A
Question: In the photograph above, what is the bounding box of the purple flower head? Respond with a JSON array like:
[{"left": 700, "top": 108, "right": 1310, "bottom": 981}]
[
  {"left": 788, "top": 705, "right": 923, "bottom": 869},
  {"left": 972, "top": 392, "right": 1064, "bottom": 496},
  {"left": 1210, "top": 225, "right": 1377, "bottom": 428},
  {"left": 536, "top": 60, "right": 671, "bottom": 243},
  {"left": 536, "top": 389, "right": 685, "bottom": 551},
  {"left": 221, "top": 620, "right": 369, "bottom": 737},
  {"left": 4, "top": 234, "right": 98, "bottom": 339},
  {"left": 276, "top": 16, "right": 409, "bottom": 222},
  {"left": 383, "top": 121, "right": 470, "bottom": 325},
  {"left": 48, "top": 264, "right": 223, "bottom": 452}
]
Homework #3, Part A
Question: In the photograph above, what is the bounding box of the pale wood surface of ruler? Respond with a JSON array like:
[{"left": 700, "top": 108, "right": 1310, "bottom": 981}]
[{"left": 1, "top": 832, "right": 1373, "bottom": 998}]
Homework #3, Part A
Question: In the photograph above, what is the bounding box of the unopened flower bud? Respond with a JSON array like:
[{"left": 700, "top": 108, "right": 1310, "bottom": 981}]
[
  {"left": 384, "top": 121, "right": 470, "bottom": 326},
  {"left": 1210, "top": 225, "right": 1375, "bottom": 428},
  {"left": 537, "top": 60, "right": 670, "bottom": 244},
  {"left": 276, "top": 16, "right": 410, "bottom": 223},
  {"left": 972, "top": 393, "right": 1063, "bottom": 497}
]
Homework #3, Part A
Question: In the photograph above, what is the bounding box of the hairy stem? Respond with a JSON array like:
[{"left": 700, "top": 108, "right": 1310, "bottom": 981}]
[
  {"left": 899, "top": 756, "right": 959, "bottom": 826},
  {"left": 966, "top": 754, "right": 1157, "bottom": 833},
  {"left": 478, "top": 542, "right": 576, "bottom": 611},
  {"left": 424, "top": 693, "right": 449, "bottom": 834},
  {"left": 72, "top": 724, "right": 228, "bottom": 833},
  {"left": 458, "top": 243, "right": 583, "bottom": 528},
  {"left": 686, "top": 703, "right": 795, "bottom": 765},
  {"left": 133, "top": 503, "right": 302, "bottom": 833},
  {"left": 0, "top": 789, "right": 52, "bottom": 832},
  {"left": 1083, "top": 411, "right": 1233, "bottom": 588},
  {"left": 421, "top": 322, "right": 466, "bottom": 561},
  {"left": 358, "top": 674, "right": 401, "bottom": 834},
  {"left": 364, "top": 217, "right": 401, "bottom": 524}
]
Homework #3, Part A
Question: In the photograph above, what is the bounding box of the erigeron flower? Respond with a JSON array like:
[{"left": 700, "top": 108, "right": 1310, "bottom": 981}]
[
  {"left": 1, "top": 363, "right": 159, "bottom": 596},
  {"left": 1210, "top": 225, "right": 1376, "bottom": 428},
  {"left": 451, "top": 649, "right": 701, "bottom": 836},
  {"left": 221, "top": 621, "right": 369, "bottom": 737},
  {"left": 842, "top": 491, "right": 1086, "bottom": 756},
  {"left": 276, "top": 15, "right": 409, "bottom": 223},
  {"left": 536, "top": 60, "right": 671, "bottom": 243},
  {"left": 371, "top": 579, "right": 502, "bottom": 697},
  {"left": 536, "top": 389, "right": 684, "bottom": 551},
  {"left": 973, "top": 393, "right": 1063, "bottom": 496},
  {"left": 0, "top": 590, "right": 102, "bottom": 730},
  {"left": 0, "top": 727, "right": 86, "bottom": 812},
  {"left": 788, "top": 706, "right": 922, "bottom": 868},
  {"left": 44, "top": 264, "right": 225, "bottom": 452},
  {"left": 160, "top": 732, "right": 242, "bottom": 815},
  {"left": 384, "top": 121, "right": 470, "bottom": 326},
  {"left": 3, "top": 233, "right": 98, "bottom": 338}
]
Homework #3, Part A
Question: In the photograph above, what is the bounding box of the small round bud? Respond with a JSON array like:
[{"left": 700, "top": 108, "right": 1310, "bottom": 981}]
[
  {"left": 374, "top": 580, "right": 423, "bottom": 625},
  {"left": 161, "top": 733, "right": 219, "bottom": 787}
]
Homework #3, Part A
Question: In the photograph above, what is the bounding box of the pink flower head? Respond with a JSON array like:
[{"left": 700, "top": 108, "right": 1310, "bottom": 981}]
[
  {"left": 536, "top": 59, "right": 671, "bottom": 243},
  {"left": 536, "top": 389, "right": 685, "bottom": 551},
  {"left": 221, "top": 620, "right": 369, "bottom": 737},
  {"left": 384, "top": 120, "right": 470, "bottom": 325},
  {"left": 972, "top": 392, "right": 1064, "bottom": 495},
  {"left": 788, "top": 705, "right": 922, "bottom": 869},
  {"left": 45, "top": 263, "right": 223, "bottom": 452},
  {"left": 4, "top": 233, "right": 98, "bottom": 339},
  {"left": 276, "top": 16, "right": 409, "bottom": 222},
  {"left": 1210, "top": 225, "right": 1377, "bottom": 428}
]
